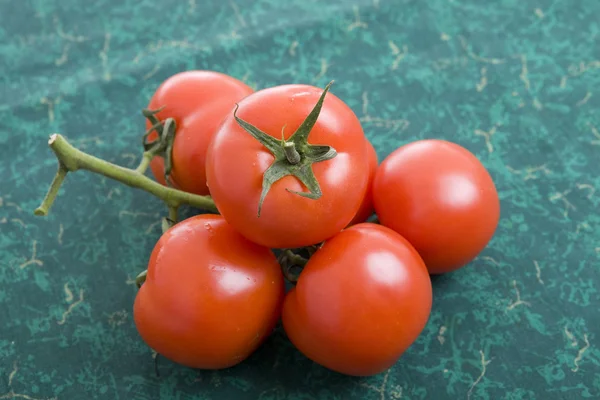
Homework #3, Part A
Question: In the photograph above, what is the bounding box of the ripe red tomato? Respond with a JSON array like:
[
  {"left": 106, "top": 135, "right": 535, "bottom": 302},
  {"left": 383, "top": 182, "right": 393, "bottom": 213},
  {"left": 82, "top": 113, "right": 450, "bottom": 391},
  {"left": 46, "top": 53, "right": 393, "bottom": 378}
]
[
  {"left": 373, "top": 139, "right": 500, "bottom": 274},
  {"left": 348, "top": 139, "right": 378, "bottom": 226},
  {"left": 133, "top": 214, "right": 285, "bottom": 369},
  {"left": 282, "top": 223, "right": 432, "bottom": 376},
  {"left": 206, "top": 83, "right": 369, "bottom": 249},
  {"left": 146, "top": 71, "right": 253, "bottom": 195}
]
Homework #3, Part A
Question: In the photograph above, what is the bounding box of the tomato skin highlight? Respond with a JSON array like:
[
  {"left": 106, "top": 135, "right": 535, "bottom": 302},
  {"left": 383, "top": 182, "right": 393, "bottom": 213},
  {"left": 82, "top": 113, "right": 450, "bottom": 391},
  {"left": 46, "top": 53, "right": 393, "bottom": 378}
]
[
  {"left": 282, "top": 223, "right": 432, "bottom": 376},
  {"left": 133, "top": 215, "right": 285, "bottom": 370},
  {"left": 373, "top": 139, "right": 500, "bottom": 274},
  {"left": 348, "top": 140, "right": 378, "bottom": 226},
  {"left": 206, "top": 84, "right": 369, "bottom": 249},
  {"left": 147, "top": 71, "right": 254, "bottom": 195}
]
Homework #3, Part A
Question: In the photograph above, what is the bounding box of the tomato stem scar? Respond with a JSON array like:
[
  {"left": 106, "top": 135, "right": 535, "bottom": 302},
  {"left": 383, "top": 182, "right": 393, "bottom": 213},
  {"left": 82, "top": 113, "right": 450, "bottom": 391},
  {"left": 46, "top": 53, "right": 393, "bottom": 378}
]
[{"left": 283, "top": 141, "right": 301, "bottom": 164}]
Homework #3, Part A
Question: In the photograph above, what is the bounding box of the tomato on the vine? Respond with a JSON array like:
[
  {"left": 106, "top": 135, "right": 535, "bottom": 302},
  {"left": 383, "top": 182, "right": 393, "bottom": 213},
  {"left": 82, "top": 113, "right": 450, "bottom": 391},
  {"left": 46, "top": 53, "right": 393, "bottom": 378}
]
[
  {"left": 348, "top": 139, "right": 378, "bottom": 226},
  {"left": 373, "top": 139, "right": 500, "bottom": 274},
  {"left": 206, "top": 82, "right": 369, "bottom": 249},
  {"left": 282, "top": 223, "right": 432, "bottom": 376},
  {"left": 146, "top": 70, "right": 253, "bottom": 195},
  {"left": 133, "top": 214, "right": 285, "bottom": 369}
]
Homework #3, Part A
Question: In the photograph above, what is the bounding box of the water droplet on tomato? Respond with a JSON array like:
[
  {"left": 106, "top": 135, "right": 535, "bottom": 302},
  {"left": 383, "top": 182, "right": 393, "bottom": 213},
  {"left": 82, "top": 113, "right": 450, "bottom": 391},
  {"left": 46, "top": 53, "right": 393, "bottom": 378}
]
[{"left": 204, "top": 223, "right": 214, "bottom": 235}]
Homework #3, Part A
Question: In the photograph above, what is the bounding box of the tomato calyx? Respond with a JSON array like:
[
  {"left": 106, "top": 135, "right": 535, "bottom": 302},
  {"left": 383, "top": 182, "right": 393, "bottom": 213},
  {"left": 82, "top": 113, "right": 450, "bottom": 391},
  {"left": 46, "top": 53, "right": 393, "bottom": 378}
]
[
  {"left": 142, "top": 107, "right": 177, "bottom": 185},
  {"left": 233, "top": 81, "right": 338, "bottom": 216},
  {"left": 277, "top": 243, "right": 323, "bottom": 283},
  {"left": 135, "top": 270, "right": 148, "bottom": 288},
  {"left": 277, "top": 249, "right": 309, "bottom": 283}
]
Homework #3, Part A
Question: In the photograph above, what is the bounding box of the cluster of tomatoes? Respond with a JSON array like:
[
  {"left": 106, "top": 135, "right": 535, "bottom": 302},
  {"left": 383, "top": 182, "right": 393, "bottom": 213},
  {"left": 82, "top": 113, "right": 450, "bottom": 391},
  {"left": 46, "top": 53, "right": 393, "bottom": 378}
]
[{"left": 132, "top": 70, "right": 500, "bottom": 377}]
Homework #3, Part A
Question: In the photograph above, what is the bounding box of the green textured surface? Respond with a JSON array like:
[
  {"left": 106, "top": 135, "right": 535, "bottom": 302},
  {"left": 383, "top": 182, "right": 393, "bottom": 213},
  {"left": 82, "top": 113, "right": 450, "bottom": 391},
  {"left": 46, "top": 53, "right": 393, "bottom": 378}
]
[{"left": 1, "top": 0, "right": 599, "bottom": 398}]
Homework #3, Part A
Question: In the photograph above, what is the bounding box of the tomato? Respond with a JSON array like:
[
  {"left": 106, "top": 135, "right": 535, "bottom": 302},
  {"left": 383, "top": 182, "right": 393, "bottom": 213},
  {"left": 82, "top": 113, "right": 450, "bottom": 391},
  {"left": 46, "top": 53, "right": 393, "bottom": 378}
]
[
  {"left": 282, "top": 223, "right": 432, "bottom": 376},
  {"left": 146, "top": 70, "right": 253, "bottom": 195},
  {"left": 347, "top": 139, "right": 378, "bottom": 226},
  {"left": 206, "top": 83, "right": 369, "bottom": 249},
  {"left": 373, "top": 139, "right": 500, "bottom": 274},
  {"left": 133, "top": 214, "right": 285, "bottom": 369}
]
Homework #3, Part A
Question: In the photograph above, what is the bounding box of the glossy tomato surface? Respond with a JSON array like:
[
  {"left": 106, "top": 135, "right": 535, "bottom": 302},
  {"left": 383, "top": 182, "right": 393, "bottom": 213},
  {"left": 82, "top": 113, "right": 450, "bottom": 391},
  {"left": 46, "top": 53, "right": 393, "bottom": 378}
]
[
  {"left": 348, "top": 139, "right": 378, "bottom": 226},
  {"left": 282, "top": 223, "right": 432, "bottom": 376},
  {"left": 206, "top": 84, "right": 369, "bottom": 248},
  {"left": 147, "top": 70, "right": 253, "bottom": 195},
  {"left": 133, "top": 214, "right": 285, "bottom": 369},
  {"left": 373, "top": 139, "right": 500, "bottom": 274}
]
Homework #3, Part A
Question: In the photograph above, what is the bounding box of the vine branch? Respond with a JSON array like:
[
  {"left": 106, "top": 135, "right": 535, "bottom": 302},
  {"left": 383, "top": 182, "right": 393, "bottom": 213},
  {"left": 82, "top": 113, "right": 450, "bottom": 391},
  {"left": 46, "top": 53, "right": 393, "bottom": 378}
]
[{"left": 34, "top": 134, "right": 217, "bottom": 217}]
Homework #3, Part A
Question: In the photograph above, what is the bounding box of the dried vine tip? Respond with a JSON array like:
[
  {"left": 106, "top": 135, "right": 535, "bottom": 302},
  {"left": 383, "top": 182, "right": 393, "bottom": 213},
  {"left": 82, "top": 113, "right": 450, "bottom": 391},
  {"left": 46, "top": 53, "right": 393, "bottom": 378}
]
[
  {"left": 48, "top": 133, "right": 58, "bottom": 144},
  {"left": 233, "top": 81, "right": 337, "bottom": 217}
]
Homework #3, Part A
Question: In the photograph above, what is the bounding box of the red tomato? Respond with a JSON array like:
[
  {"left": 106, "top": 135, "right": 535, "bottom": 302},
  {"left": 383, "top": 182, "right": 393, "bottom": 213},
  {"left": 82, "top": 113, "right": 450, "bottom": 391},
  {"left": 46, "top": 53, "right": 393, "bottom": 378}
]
[
  {"left": 373, "top": 139, "right": 500, "bottom": 274},
  {"left": 282, "top": 223, "right": 432, "bottom": 376},
  {"left": 133, "top": 214, "right": 285, "bottom": 369},
  {"left": 206, "top": 83, "right": 369, "bottom": 249},
  {"left": 348, "top": 139, "right": 378, "bottom": 226},
  {"left": 146, "top": 71, "right": 253, "bottom": 195}
]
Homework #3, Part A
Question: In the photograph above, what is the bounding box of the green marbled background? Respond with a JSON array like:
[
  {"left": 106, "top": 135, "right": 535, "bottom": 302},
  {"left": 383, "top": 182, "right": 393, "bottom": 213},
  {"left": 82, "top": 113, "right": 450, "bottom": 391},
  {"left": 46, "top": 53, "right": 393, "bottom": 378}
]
[{"left": 1, "top": 0, "right": 599, "bottom": 398}]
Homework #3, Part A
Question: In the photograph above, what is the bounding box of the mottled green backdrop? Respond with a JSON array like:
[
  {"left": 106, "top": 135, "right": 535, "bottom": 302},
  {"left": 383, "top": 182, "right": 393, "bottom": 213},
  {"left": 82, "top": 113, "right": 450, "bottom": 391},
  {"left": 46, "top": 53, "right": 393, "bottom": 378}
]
[{"left": 1, "top": 0, "right": 599, "bottom": 399}]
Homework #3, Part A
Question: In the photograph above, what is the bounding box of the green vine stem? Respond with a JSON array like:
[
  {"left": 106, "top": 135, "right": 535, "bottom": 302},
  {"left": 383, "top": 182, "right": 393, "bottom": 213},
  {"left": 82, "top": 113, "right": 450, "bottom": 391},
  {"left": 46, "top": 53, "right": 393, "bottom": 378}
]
[
  {"left": 34, "top": 134, "right": 218, "bottom": 217},
  {"left": 35, "top": 163, "right": 69, "bottom": 216},
  {"left": 135, "top": 148, "right": 157, "bottom": 174}
]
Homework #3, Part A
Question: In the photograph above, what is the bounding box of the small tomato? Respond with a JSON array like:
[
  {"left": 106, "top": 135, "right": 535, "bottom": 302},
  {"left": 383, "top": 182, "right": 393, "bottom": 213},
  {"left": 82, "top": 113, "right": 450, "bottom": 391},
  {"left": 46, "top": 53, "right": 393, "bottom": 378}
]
[
  {"left": 146, "top": 70, "right": 253, "bottom": 195},
  {"left": 282, "top": 223, "right": 432, "bottom": 376},
  {"left": 373, "top": 139, "right": 500, "bottom": 274},
  {"left": 133, "top": 214, "right": 285, "bottom": 369},
  {"left": 206, "top": 82, "right": 369, "bottom": 248}
]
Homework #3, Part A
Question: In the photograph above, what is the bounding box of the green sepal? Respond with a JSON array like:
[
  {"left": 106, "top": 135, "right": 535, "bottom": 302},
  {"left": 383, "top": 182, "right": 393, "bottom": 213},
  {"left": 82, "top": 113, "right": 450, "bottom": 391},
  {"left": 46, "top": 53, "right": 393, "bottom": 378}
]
[
  {"left": 234, "top": 81, "right": 338, "bottom": 216},
  {"left": 141, "top": 107, "right": 176, "bottom": 186}
]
